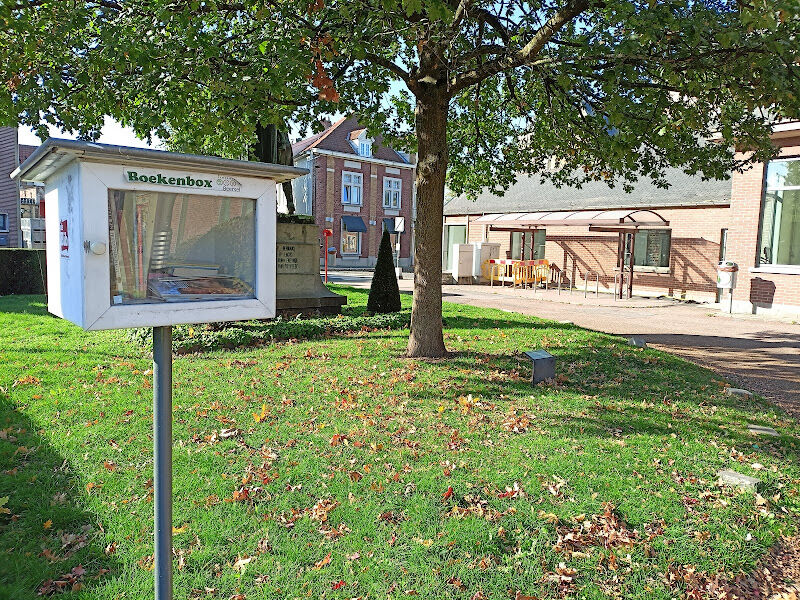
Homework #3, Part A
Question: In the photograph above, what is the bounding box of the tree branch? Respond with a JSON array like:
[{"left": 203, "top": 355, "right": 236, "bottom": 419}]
[
  {"left": 451, "top": 0, "right": 591, "bottom": 92},
  {"left": 364, "top": 53, "right": 411, "bottom": 83}
]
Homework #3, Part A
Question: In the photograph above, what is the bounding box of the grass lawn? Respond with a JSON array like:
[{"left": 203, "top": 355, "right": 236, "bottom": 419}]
[{"left": 0, "top": 286, "right": 798, "bottom": 599}]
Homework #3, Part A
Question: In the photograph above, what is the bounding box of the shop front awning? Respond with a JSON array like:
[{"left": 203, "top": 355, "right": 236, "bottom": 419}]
[
  {"left": 383, "top": 218, "right": 398, "bottom": 234},
  {"left": 475, "top": 209, "right": 669, "bottom": 232},
  {"left": 342, "top": 215, "right": 367, "bottom": 232}
]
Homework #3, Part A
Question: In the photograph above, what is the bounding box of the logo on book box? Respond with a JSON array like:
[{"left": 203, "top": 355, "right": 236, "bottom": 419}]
[{"left": 217, "top": 176, "right": 242, "bottom": 192}]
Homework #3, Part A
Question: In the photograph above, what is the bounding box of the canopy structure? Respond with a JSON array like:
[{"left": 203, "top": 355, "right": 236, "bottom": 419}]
[
  {"left": 474, "top": 209, "right": 671, "bottom": 299},
  {"left": 474, "top": 209, "right": 670, "bottom": 232}
]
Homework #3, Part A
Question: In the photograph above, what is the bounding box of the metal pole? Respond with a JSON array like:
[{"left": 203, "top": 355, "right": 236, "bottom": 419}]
[
  {"left": 153, "top": 326, "right": 173, "bottom": 600},
  {"left": 628, "top": 232, "right": 635, "bottom": 300}
]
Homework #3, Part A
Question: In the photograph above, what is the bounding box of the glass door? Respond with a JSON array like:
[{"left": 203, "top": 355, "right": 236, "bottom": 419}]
[{"left": 443, "top": 225, "right": 467, "bottom": 271}]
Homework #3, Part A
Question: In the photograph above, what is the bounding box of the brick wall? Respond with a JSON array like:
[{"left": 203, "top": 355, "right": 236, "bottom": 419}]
[
  {"left": 446, "top": 204, "right": 731, "bottom": 300},
  {"left": 311, "top": 153, "right": 414, "bottom": 264},
  {"left": 727, "top": 132, "right": 800, "bottom": 313},
  {"left": 0, "top": 127, "right": 20, "bottom": 247}
]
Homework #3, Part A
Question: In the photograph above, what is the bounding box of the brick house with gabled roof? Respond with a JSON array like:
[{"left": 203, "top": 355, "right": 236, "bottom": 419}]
[{"left": 291, "top": 117, "right": 416, "bottom": 269}]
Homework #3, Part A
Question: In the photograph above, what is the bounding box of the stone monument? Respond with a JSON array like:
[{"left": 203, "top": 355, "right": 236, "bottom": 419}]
[{"left": 276, "top": 221, "right": 346, "bottom": 316}]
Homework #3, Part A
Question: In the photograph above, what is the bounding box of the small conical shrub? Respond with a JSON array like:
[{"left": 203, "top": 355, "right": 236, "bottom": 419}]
[{"left": 368, "top": 229, "right": 402, "bottom": 313}]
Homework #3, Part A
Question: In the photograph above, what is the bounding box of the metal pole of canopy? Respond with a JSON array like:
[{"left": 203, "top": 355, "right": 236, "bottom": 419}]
[
  {"left": 628, "top": 231, "right": 635, "bottom": 299},
  {"left": 616, "top": 233, "right": 624, "bottom": 300},
  {"left": 153, "top": 326, "right": 173, "bottom": 600}
]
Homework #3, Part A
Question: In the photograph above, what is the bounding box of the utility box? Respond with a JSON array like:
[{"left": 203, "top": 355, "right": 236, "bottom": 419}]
[
  {"left": 473, "top": 242, "right": 500, "bottom": 282},
  {"left": 452, "top": 243, "right": 475, "bottom": 282},
  {"left": 717, "top": 261, "right": 738, "bottom": 289},
  {"left": 11, "top": 139, "right": 307, "bottom": 330}
]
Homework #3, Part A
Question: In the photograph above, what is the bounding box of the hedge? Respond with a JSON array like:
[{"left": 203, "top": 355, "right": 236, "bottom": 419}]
[
  {"left": 276, "top": 213, "right": 316, "bottom": 225},
  {"left": 0, "top": 249, "right": 47, "bottom": 295},
  {"left": 127, "top": 310, "right": 411, "bottom": 353}
]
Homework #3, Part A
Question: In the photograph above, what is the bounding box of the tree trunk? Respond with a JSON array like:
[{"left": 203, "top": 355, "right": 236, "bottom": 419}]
[{"left": 407, "top": 87, "right": 449, "bottom": 358}]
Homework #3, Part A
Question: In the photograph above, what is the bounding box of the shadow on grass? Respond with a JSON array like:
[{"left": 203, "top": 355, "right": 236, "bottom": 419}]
[
  {"left": 405, "top": 348, "right": 800, "bottom": 451},
  {"left": 443, "top": 314, "right": 577, "bottom": 332},
  {"left": 0, "top": 396, "right": 118, "bottom": 599},
  {"left": 0, "top": 294, "right": 49, "bottom": 316}
]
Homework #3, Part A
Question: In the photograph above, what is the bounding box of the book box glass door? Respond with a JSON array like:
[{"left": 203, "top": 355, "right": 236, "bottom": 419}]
[{"left": 108, "top": 190, "right": 256, "bottom": 304}]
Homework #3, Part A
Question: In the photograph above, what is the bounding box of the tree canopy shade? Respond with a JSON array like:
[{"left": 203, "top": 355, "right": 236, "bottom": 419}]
[{"left": 3, "top": 0, "right": 799, "bottom": 356}]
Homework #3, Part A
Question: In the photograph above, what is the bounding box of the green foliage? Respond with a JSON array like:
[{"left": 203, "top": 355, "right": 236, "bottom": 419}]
[
  {"left": 126, "top": 310, "right": 411, "bottom": 354},
  {"left": 367, "top": 230, "right": 402, "bottom": 314},
  {"left": 276, "top": 213, "right": 316, "bottom": 225},
  {"left": 3, "top": 0, "right": 799, "bottom": 193},
  {"left": 0, "top": 249, "right": 46, "bottom": 295},
  {"left": 125, "top": 285, "right": 410, "bottom": 353},
  {"left": 0, "top": 290, "right": 798, "bottom": 598}
]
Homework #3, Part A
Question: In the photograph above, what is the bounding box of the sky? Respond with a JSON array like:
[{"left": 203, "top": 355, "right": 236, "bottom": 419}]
[{"left": 17, "top": 116, "right": 161, "bottom": 149}]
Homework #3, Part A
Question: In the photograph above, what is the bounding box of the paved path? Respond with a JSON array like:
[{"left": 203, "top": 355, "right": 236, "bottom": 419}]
[{"left": 328, "top": 270, "right": 800, "bottom": 414}]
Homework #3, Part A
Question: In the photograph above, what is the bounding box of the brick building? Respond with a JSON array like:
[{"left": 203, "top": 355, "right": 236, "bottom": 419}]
[
  {"left": 0, "top": 127, "right": 21, "bottom": 247},
  {"left": 726, "top": 121, "right": 800, "bottom": 318},
  {"left": 291, "top": 117, "right": 416, "bottom": 269},
  {"left": 444, "top": 168, "right": 733, "bottom": 303},
  {"left": 0, "top": 127, "right": 42, "bottom": 248},
  {"left": 445, "top": 125, "right": 800, "bottom": 319}
]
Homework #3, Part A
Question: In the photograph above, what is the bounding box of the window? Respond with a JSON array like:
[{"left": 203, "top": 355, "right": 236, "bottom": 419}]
[
  {"left": 510, "top": 230, "right": 546, "bottom": 260},
  {"left": 0, "top": 213, "right": 8, "bottom": 232},
  {"left": 358, "top": 141, "right": 372, "bottom": 157},
  {"left": 341, "top": 226, "right": 361, "bottom": 254},
  {"left": 342, "top": 171, "right": 363, "bottom": 205},
  {"left": 759, "top": 158, "right": 800, "bottom": 266},
  {"left": 631, "top": 229, "right": 671, "bottom": 268},
  {"left": 383, "top": 177, "right": 402, "bottom": 209}
]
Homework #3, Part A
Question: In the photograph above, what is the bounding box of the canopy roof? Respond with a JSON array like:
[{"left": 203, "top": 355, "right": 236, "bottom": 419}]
[{"left": 475, "top": 209, "right": 669, "bottom": 232}]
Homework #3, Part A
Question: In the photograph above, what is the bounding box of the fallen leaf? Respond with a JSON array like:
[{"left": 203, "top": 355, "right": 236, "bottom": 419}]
[
  {"left": 232, "top": 555, "right": 253, "bottom": 574},
  {"left": 313, "top": 552, "right": 332, "bottom": 570}
]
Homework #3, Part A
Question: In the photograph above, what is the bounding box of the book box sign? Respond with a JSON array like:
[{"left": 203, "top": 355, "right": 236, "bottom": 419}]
[
  {"left": 123, "top": 167, "right": 243, "bottom": 193},
  {"left": 11, "top": 139, "right": 307, "bottom": 330}
]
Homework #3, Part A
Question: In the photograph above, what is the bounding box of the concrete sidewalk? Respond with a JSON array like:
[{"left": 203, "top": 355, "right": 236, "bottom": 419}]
[{"left": 328, "top": 270, "right": 800, "bottom": 414}]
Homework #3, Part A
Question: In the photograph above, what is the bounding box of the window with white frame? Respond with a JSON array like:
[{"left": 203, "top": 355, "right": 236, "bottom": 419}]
[
  {"left": 383, "top": 177, "right": 402, "bottom": 209},
  {"left": 0, "top": 213, "right": 8, "bottom": 232},
  {"left": 358, "top": 141, "right": 372, "bottom": 157},
  {"left": 341, "top": 171, "right": 363, "bottom": 205},
  {"left": 341, "top": 224, "right": 361, "bottom": 254},
  {"left": 759, "top": 158, "right": 800, "bottom": 266}
]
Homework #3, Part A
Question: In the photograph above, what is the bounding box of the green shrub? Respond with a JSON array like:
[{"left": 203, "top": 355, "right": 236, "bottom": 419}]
[
  {"left": 0, "top": 249, "right": 47, "bottom": 295},
  {"left": 127, "top": 310, "right": 411, "bottom": 353},
  {"left": 367, "top": 230, "right": 401, "bottom": 314},
  {"left": 277, "top": 213, "right": 315, "bottom": 225}
]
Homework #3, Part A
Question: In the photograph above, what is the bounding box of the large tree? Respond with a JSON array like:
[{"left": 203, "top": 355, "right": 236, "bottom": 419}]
[{"left": 3, "top": 0, "right": 799, "bottom": 357}]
